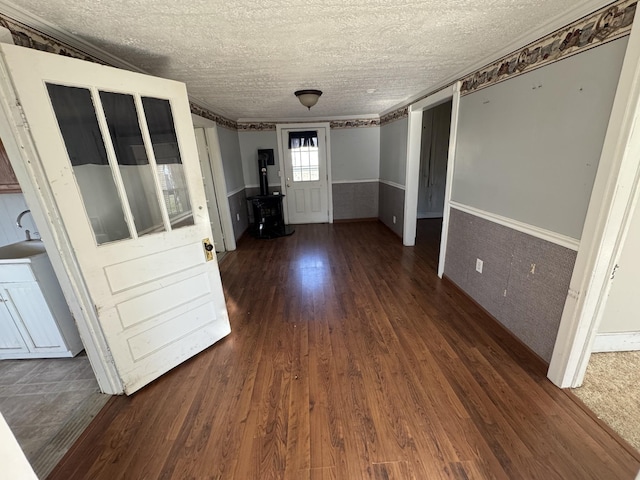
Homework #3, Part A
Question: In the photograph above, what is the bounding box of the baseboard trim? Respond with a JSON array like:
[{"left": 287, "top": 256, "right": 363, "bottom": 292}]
[
  {"left": 442, "top": 275, "right": 549, "bottom": 375},
  {"left": 592, "top": 332, "right": 640, "bottom": 353}
]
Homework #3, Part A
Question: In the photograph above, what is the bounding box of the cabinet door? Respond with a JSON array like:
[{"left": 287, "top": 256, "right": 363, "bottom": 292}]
[
  {"left": 4, "top": 283, "right": 66, "bottom": 351},
  {"left": 0, "top": 138, "right": 21, "bottom": 193},
  {"left": 0, "top": 294, "right": 28, "bottom": 353}
]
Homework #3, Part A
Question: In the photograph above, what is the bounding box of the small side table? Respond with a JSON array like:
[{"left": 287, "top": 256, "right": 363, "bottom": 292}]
[{"left": 247, "top": 195, "right": 295, "bottom": 239}]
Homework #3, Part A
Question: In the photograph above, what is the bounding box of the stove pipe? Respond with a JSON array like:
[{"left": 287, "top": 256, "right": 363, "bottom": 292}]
[{"left": 258, "top": 153, "right": 269, "bottom": 196}]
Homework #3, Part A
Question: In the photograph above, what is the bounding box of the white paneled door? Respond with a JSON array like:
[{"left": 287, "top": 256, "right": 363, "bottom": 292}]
[
  {"left": 281, "top": 126, "right": 329, "bottom": 223},
  {"left": 0, "top": 44, "right": 231, "bottom": 394}
]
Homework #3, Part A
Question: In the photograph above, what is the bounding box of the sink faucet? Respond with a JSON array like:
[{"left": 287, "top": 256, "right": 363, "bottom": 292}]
[{"left": 16, "top": 209, "right": 34, "bottom": 241}]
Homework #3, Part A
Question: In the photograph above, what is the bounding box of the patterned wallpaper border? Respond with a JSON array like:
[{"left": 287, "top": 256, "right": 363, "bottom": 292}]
[
  {"left": 0, "top": 12, "right": 238, "bottom": 129},
  {"left": 460, "top": 0, "right": 636, "bottom": 94},
  {"left": 0, "top": 13, "right": 104, "bottom": 64},
  {"left": 2, "top": 1, "right": 635, "bottom": 129},
  {"left": 189, "top": 103, "right": 238, "bottom": 130},
  {"left": 380, "top": 107, "right": 409, "bottom": 126},
  {"left": 330, "top": 118, "right": 380, "bottom": 129},
  {"left": 376, "top": 0, "right": 637, "bottom": 122},
  {"left": 236, "top": 118, "right": 382, "bottom": 131},
  {"left": 237, "top": 122, "right": 277, "bottom": 131}
]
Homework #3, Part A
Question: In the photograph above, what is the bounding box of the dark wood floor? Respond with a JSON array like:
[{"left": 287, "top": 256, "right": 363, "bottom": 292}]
[{"left": 49, "top": 220, "right": 640, "bottom": 479}]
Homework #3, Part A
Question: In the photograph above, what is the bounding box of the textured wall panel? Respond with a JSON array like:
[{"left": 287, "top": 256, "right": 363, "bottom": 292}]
[
  {"left": 227, "top": 189, "right": 249, "bottom": 241},
  {"left": 378, "top": 183, "right": 404, "bottom": 238},
  {"left": 445, "top": 208, "right": 577, "bottom": 362},
  {"left": 333, "top": 182, "right": 379, "bottom": 220}
]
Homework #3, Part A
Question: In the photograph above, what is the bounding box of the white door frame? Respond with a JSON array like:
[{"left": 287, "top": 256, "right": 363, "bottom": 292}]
[
  {"left": 548, "top": 23, "right": 640, "bottom": 387},
  {"left": 275, "top": 122, "right": 333, "bottom": 224},
  {"left": 191, "top": 114, "right": 236, "bottom": 251},
  {"left": 0, "top": 63, "right": 122, "bottom": 394},
  {"left": 404, "top": 82, "right": 461, "bottom": 278}
]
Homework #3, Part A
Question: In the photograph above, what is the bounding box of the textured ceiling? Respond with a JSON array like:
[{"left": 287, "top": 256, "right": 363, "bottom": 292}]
[{"left": 5, "top": 0, "right": 603, "bottom": 120}]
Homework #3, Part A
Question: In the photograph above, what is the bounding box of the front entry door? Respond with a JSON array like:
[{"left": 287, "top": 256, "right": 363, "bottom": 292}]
[
  {"left": 281, "top": 126, "right": 330, "bottom": 223},
  {"left": 0, "top": 44, "right": 231, "bottom": 394}
]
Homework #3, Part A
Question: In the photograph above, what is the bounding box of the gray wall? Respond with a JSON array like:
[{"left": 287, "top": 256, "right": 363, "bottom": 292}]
[
  {"left": 331, "top": 126, "right": 380, "bottom": 220},
  {"left": 217, "top": 125, "right": 245, "bottom": 193},
  {"left": 227, "top": 188, "right": 249, "bottom": 241},
  {"left": 218, "top": 126, "right": 248, "bottom": 239},
  {"left": 378, "top": 182, "right": 404, "bottom": 237},
  {"left": 445, "top": 38, "right": 628, "bottom": 361},
  {"left": 379, "top": 118, "right": 408, "bottom": 186},
  {"left": 238, "top": 130, "right": 280, "bottom": 189},
  {"left": 331, "top": 127, "right": 380, "bottom": 181},
  {"left": 379, "top": 118, "right": 408, "bottom": 235},
  {"left": 452, "top": 37, "right": 628, "bottom": 240},
  {"left": 238, "top": 126, "right": 382, "bottom": 221},
  {"left": 445, "top": 209, "right": 577, "bottom": 362}
]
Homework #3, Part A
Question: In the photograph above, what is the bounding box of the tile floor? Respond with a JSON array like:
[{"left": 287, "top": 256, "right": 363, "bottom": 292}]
[{"left": 0, "top": 354, "right": 109, "bottom": 478}]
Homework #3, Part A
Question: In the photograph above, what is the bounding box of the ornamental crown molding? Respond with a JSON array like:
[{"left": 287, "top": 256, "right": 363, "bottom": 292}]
[
  {"left": 1, "top": 0, "right": 634, "bottom": 127},
  {"left": 461, "top": 0, "right": 636, "bottom": 94},
  {"left": 189, "top": 103, "right": 238, "bottom": 130},
  {"left": 330, "top": 118, "right": 380, "bottom": 129},
  {"left": 236, "top": 118, "right": 381, "bottom": 131},
  {"left": 237, "top": 122, "right": 277, "bottom": 131},
  {"left": 380, "top": 107, "right": 409, "bottom": 126}
]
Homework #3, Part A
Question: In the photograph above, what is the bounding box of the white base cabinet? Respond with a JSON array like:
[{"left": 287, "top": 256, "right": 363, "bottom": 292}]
[{"left": 0, "top": 242, "right": 83, "bottom": 359}]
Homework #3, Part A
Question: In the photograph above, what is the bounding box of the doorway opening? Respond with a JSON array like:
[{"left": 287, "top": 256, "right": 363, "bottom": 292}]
[
  {"left": 1, "top": 137, "right": 107, "bottom": 476},
  {"left": 404, "top": 83, "right": 460, "bottom": 277},
  {"left": 195, "top": 127, "right": 226, "bottom": 256},
  {"left": 415, "top": 100, "right": 453, "bottom": 267},
  {"left": 191, "top": 115, "right": 236, "bottom": 255}
]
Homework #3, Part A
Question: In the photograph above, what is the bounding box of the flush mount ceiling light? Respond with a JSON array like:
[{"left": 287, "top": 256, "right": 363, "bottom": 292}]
[{"left": 294, "top": 89, "right": 323, "bottom": 110}]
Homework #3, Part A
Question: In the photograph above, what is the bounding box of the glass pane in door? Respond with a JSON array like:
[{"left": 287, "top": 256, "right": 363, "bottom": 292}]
[
  {"left": 288, "top": 131, "right": 319, "bottom": 182},
  {"left": 46, "top": 83, "right": 130, "bottom": 245},
  {"left": 100, "top": 91, "right": 165, "bottom": 236},
  {"left": 141, "top": 97, "right": 194, "bottom": 228}
]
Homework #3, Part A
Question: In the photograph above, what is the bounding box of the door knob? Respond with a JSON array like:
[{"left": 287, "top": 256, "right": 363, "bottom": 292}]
[{"left": 202, "top": 238, "right": 214, "bottom": 262}]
